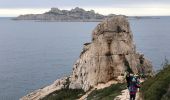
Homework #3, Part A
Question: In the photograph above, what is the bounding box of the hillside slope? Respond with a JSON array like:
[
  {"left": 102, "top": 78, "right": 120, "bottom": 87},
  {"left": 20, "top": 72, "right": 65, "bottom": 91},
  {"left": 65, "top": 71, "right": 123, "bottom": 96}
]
[{"left": 141, "top": 64, "right": 170, "bottom": 100}]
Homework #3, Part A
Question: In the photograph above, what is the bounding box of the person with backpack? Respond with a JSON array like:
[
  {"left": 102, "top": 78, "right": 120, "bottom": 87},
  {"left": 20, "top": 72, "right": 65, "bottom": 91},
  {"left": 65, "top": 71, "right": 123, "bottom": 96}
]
[
  {"left": 128, "top": 75, "right": 140, "bottom": 100},
  {"left": 125, "top": 72, "right": 131, "bottom": 88}
]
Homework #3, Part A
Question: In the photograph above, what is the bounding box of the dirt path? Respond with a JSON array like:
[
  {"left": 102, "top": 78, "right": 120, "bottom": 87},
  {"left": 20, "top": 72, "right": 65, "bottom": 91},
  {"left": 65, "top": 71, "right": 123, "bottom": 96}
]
[
  {"left": 114, "top": 88, "right": 142, "bottom": 100},
  {"left": 114, "top": 89, "right": 130, "bottom": 100},
  {"left": 79, "top": 79, "right": 144, "bottom": 100}
]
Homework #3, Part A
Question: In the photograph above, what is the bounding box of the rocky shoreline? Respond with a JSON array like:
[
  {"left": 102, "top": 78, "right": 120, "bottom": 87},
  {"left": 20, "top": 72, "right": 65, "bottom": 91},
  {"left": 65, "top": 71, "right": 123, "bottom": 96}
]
[{"left": 20, "top": 15, "right": 153, "bottom": 100}]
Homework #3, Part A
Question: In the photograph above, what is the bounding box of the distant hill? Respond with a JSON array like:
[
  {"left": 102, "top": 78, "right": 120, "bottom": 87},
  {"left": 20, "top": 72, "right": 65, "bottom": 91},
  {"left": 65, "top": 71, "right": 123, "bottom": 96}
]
[{"left": 13, "top": 7, "right": 116, "bottom": 21}]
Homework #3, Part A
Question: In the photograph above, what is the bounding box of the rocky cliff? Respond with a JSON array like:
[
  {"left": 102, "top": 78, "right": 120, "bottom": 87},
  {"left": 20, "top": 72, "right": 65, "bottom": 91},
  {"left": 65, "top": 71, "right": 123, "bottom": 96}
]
[
  {"left": 13, "top": 7, "right": 115, "bottom": 21},
  {"left": 20, "top": 15, "right": 153, "bottom": 100},
  {"left": 69, "top": 15, "right": 153, "bottom": 91}
]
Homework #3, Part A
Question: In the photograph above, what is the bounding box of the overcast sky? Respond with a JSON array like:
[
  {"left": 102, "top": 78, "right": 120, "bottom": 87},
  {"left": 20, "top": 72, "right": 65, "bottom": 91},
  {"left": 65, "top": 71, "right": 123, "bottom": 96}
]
[{"left": 0, "top": 0, "right": 170, "bottom": 16}]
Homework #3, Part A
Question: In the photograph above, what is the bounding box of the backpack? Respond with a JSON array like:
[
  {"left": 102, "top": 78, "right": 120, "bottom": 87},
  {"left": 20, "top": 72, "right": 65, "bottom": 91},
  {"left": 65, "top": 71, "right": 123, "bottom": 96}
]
[{"left": 129, "top": 82, "right": 138, "bottom": 94}]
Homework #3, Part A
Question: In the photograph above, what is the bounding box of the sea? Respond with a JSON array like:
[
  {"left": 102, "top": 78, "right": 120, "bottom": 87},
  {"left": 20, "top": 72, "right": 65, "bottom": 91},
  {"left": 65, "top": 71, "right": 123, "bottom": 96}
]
[{"left": 0, "top": 16, "right": 170, "bottom": 100}]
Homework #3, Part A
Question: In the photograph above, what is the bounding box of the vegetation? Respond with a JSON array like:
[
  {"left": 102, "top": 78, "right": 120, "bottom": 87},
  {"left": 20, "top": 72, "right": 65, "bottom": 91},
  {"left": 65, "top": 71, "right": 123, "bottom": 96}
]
[
  {"left": 41, "top": 88, "right": 85, "bottom": 100},
  {"left": 42, "top": 83, "right": 126, "bottom": 100},
  {"left": 87, "top": 83, "right": 126, "bottom": 100},
  {"left": 42, "top": 59, "right": 170, "bottom": 100},
  {"left": 140, "top": 63, "right": 170, "bottom": 100},
  {"left": 41, "top": 77, "right": 85, "bottom": 100}
]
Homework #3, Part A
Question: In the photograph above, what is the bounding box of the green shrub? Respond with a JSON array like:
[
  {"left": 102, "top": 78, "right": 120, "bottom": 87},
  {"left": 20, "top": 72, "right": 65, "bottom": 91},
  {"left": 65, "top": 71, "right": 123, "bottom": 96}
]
[
  {"left": 41, "top": 77, "right": 85, "bottom": 100},
  {"left": 87, "top": 83, "right": 126, "bottom": 100},
  {"left": 41, "top": 88, "right": 85, "bottom": 100},
  {"left": 141, "top": 65, "right": 170, "bottom": 100}
]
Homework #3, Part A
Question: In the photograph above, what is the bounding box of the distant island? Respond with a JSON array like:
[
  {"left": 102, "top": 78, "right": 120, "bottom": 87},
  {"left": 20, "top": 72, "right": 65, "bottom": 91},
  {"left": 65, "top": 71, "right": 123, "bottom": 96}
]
[
  {"left": 13, "top": 7, "right": 160, "bottom": 22},
  {"left": 13, "top": 7, "right": 117, "bottom": 22}
]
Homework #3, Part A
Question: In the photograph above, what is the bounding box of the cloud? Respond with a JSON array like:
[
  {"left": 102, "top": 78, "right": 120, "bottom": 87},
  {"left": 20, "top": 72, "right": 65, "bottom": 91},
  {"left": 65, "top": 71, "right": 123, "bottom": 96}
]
[
  {"left": 0, "top": 8, "right": 49, "bottom": 17},
  {"left": 0, "top": 0, "right": 170, "bottom": 8},
  {"left": 89, "top": 7, "right": 170, "bottom": 16}
]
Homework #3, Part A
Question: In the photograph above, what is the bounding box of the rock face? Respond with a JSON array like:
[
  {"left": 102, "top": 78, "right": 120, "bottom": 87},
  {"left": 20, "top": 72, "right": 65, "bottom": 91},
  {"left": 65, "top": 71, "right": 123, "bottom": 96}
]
[
  {"left": 20, "top": 15, "right": 153, "bottom": 100},
  {"left": 69, "top": 15, "right": 153, "bottom": 91},
  {"left": 13, "top": 7, "right": 115, "bottom": 21}
]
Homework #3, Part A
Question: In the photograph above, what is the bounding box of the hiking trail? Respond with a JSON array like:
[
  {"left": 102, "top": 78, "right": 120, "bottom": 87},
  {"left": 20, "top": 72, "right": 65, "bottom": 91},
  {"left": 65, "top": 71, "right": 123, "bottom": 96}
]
[{"left": 114, "top": 89, "right": 141, "bottom": 100}]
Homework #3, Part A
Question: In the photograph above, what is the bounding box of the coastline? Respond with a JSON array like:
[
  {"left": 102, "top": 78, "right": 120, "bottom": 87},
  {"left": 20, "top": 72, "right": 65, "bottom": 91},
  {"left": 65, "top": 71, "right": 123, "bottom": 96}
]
[{"left": 20, "top": 15, "right": 153, "bottom": 100}]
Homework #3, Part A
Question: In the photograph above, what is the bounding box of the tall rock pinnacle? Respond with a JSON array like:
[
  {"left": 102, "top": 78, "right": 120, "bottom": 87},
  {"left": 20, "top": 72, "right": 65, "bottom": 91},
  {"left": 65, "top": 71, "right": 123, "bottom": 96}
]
[{"left": 69, "top": 15, "right": 153, "bottom": 91}]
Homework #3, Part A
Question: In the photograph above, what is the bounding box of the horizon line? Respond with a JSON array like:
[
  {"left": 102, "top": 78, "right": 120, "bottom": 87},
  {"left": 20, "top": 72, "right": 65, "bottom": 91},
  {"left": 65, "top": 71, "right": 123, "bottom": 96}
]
[{"left": 0, "top": 7, "right": 170, "bottom": 17}]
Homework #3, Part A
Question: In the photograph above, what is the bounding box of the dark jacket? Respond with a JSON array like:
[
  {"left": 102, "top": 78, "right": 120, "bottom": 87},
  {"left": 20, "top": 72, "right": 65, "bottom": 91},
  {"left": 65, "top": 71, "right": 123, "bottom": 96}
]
[
  {"left": 126, "top": 75, "right": 131, "bottom": 87},
  {"left": 129, "top": 81, "right": 140, "bottom": 95}
]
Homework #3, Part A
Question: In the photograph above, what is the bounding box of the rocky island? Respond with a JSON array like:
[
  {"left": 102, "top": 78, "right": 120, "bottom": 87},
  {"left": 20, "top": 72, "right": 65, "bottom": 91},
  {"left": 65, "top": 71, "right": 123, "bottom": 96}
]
[
  {"left": 13, "top": 7, "right": 117, "bottom": 21},
  {"left": 20, "top": 15, "right": 153, "bottom": 100}
]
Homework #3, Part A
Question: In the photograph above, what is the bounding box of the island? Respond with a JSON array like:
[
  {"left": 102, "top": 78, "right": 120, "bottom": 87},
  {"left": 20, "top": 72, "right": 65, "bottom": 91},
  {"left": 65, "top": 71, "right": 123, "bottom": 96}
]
[{"left": 13, "top": 7, "right": 117, "bottom": 22}]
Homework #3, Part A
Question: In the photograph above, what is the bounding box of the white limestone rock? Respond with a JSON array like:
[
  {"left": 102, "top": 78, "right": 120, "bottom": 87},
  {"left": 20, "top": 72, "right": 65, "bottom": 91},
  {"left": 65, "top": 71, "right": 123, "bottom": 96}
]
[{"left": 69, "top": 15, "right": 153, "bottom": 91}]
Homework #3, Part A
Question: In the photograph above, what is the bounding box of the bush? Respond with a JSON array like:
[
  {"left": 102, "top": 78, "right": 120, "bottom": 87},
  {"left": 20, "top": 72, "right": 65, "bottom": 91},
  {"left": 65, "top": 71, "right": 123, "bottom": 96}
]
[
  {"left": 41, "top": 88, "right": 85, "bottom": 100},
  {"left": 87, "top": 83, "right": 126, "bottom": 100},
  {"left": 140, "top": 65, "right": 170, "bottom": 100},
  {"left": 41, "top": 77, "right": 85, "bottom": 100}
]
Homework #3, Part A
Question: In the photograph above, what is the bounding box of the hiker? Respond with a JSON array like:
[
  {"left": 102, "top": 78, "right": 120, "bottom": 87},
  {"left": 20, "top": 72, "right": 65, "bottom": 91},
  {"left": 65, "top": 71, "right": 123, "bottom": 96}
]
[
  {"left": 128, "top": 75, "right": 140, "bottom": 100},
  {"left": 125, "top": 72, "right": 131, "bottom": 88}
]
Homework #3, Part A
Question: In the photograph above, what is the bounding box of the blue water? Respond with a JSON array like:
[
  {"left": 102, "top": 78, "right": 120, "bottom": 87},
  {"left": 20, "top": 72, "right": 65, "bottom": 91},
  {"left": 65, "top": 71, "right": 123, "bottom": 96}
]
[
  {"left": 0, "top": 17, "right": 170, "bottom": 100},
  {"left": 129, "top": 17, "right": 170, "bottom": 70}
]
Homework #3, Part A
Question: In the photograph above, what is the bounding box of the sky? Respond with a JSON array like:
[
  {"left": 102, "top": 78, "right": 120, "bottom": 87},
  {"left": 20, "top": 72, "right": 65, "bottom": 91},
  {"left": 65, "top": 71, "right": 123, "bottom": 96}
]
[{"left": 0, "top": 0, "right": 170, "bottom": 16}]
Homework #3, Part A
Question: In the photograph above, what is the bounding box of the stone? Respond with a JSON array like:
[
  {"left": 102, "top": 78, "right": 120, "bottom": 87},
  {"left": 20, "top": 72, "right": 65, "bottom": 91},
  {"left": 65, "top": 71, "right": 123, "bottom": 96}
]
[{"left": 69, "top": 15, "right": 153, "bottom": 91}]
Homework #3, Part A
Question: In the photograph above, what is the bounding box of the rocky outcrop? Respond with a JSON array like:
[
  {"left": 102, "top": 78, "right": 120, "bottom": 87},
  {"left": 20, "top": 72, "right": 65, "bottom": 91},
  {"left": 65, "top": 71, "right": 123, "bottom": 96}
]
[
  {"left": 13, "top": 7, "right": 115, "bottom": 21},
  {"left": 69, "top": 15, "right": 153, "bottom": 91},
  {"left": 20, "top": 15, "right": 153, "bottom": 100}
]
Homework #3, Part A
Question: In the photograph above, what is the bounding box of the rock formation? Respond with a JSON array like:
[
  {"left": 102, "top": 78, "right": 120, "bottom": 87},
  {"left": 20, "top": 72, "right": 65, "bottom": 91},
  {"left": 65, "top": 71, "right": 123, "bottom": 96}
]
[
  {"left": 69, "top": 15, "right": 153, "bottom": 91},
  {"left": 13, "top": 7, "right": 115, "bottom": 21},
  {"left": 20, "top": 15, "right": 153, "bottom": 100}
]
